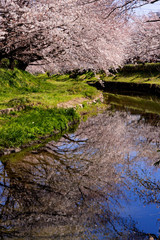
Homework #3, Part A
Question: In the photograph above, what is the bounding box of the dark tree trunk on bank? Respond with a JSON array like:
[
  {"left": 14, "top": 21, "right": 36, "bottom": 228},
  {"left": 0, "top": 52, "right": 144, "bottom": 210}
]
[{"left": 17, "top": 60, "right": 28, "bottom": 71}]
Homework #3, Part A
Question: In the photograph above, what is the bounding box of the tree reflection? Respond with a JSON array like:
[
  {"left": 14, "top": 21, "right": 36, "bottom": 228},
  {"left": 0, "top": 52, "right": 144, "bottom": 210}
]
[{"left": 0, "top": 110, "right": 160, "bottom": 239}]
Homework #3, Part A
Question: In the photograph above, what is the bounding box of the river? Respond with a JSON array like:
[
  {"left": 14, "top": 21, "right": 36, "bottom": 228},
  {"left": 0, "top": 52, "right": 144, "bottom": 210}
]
[{"left": 0, "top": 92, "right": 160, "bottom": 239}]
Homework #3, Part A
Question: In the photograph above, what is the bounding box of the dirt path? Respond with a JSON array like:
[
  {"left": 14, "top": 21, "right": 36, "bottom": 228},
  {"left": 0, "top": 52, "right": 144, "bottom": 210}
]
[{"left": 57, "top": 93, "right": 104, "bottom": 109}]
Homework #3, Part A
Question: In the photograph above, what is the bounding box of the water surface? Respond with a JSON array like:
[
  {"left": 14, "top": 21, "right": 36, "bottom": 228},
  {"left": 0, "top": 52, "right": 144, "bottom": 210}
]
[{"left": 0, "top": 93, "right": 160, "bottom": 239}]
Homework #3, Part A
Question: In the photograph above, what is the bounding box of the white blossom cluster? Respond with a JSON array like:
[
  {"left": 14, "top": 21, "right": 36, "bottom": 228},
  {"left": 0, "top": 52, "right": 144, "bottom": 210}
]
[
  {"left": 127, "top": 13, "right": 160, "bottom": 63},
  {"left": 0, "top": 0, "right": 159, "bottom": 72},
  {"left": 0, "top": 0, "right": 131, "bottom": 72}
]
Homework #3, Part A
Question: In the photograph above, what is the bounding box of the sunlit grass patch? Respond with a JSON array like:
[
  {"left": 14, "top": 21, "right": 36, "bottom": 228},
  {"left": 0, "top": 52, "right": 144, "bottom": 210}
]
[
  {"left": 0, "top": 68, "right": 100, "bottom": 148},
  {"left": 102, "top": 63, "right": 160, "bottom": 85},
  {"left": 0, "top": 107, "right": 79, "bottom": 148},
  {"left": 0, "top": 68, "right": 99, "bottom": 109}
]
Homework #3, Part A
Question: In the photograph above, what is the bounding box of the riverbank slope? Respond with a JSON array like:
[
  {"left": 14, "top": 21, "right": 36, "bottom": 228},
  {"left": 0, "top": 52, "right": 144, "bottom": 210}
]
[
  {"left": 0, "top": 68, "right": 104, "bottom": 151},
  {"left": 103, "top": 63, "right": 160, "bottom": 84},
  {"left": 0, "top": 63, "right": 159, "bottom": 152}
]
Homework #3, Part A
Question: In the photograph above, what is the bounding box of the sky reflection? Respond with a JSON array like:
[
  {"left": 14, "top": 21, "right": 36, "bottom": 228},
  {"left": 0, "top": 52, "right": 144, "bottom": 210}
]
[{"left": 0, "top": 106, "right": 160, "bottom": 239}]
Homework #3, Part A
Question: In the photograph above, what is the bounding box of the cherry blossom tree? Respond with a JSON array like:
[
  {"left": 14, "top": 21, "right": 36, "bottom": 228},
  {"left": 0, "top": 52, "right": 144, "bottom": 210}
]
[
  {"left": 0, "top": 0, "right": 55, "bottom": 69},
  {"left": 0, "top": 0, "right": 131, "bottom": 72},
  {"left": 126, "top": 14, "right": 160, "bottom": 63},
  {"left": 0, "top": 0, "right": 159, "bottom": 72}
]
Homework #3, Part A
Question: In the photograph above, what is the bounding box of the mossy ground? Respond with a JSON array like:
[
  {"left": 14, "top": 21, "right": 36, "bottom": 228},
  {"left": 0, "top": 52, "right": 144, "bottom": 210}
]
[{"left": 0, "top": 68, "right": 101, "bottom": 148}]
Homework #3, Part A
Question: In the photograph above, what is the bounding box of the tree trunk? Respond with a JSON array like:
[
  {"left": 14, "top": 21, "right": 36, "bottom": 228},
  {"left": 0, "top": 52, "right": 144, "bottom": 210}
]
[
  {"left": 9, "top": 58, "right": 14, "bottom": 70},
  {"left": 18, "top": 60, "right": 28, "bottom": 71}
]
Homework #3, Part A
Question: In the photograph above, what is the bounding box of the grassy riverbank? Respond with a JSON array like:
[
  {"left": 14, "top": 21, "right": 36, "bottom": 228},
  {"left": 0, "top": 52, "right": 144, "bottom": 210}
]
[
  {"left": 0, "top": 68, "right": 102, "bottom": 149},
  {"left": 0, "top": 68, "right": 99, "bottom": 109},
  {"left": 102, "top": 63, "right": 160, "bottom": 84},
  {"left": 0, "top": 63, "right": 159, "bottom": 150},
  {"left": 0, "top": 108, "right": 80, "bottom": 148}
]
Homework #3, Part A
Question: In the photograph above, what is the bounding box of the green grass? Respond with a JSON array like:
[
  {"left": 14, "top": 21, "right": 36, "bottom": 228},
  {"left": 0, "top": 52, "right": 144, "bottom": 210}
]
[
  {"left": 0, "top": 107, "right": 79, "bottom": 148},
  {"left": 102, "top": 63, "right": 160, "bottom": 85},
  {"left": 76, "top": 101, "right": 106, "bottom": 121},
  {"left": 1, "top": 63, "right": 159, "bottom": 149},
  {"left": 0, "top": 68, "right": 98, "bottom": 110},
  {"left": 0, "top": 68, "right": 100, "bottom": 149}
]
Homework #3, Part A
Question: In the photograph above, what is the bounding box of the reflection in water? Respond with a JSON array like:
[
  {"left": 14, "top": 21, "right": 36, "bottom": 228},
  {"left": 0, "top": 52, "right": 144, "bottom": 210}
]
[
  {"left": 105, "top": 92, "right": 160, "bottom": 116},
  {"left": 0, "top": 109, "right": 160, "bottom": 239}
]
